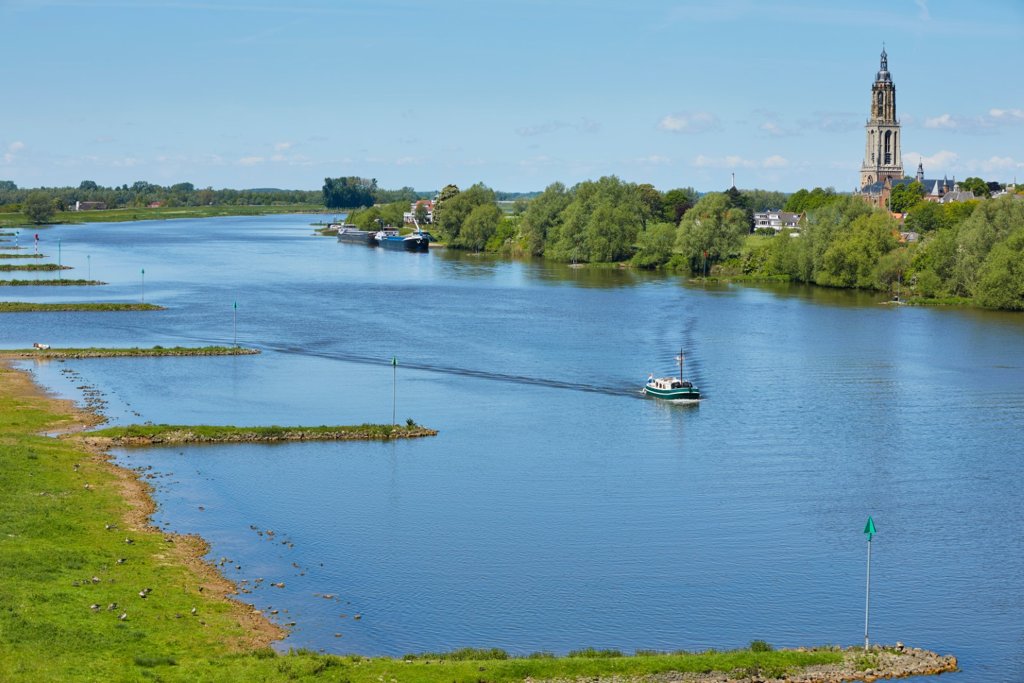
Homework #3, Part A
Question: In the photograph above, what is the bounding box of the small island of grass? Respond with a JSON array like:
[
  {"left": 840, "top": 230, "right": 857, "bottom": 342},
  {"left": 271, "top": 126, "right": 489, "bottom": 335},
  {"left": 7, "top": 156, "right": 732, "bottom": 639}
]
[
  {"left": 0, "top": 302, "right": 164, "bottom": 312},
  {"left": 81, "top": 422, "right": 437, "bottom": 446},
  {"left": 0, "top": 345, "right": 259, "bottom": 359},
  {"left": 0, "top": 278, "right": 105, "bottom": 286},
  {"left": 0, "top": 252, "right": 44, "bottom": 259},
  {"left": 0, "top": 263, "right": 71, "bottom": 271}
]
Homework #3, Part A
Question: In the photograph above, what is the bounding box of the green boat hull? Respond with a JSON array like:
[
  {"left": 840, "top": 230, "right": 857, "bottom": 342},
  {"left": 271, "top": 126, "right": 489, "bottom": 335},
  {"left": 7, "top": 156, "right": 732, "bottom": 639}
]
[{"left": 643, "top": 384, "right": 700, "bottom": 400}]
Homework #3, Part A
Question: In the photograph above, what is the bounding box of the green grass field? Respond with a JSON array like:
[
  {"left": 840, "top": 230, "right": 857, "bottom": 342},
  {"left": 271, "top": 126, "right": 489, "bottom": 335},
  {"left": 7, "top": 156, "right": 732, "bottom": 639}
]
[{"left": 0, "top": 363, "right": 851, "bottom": 681}]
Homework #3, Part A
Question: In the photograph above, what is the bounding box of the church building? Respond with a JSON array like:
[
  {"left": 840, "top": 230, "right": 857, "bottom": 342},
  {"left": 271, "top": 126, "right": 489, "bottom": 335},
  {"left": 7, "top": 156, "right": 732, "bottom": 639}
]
[{"left": 860, "top": 47, "right": 903, "bottom": 189}]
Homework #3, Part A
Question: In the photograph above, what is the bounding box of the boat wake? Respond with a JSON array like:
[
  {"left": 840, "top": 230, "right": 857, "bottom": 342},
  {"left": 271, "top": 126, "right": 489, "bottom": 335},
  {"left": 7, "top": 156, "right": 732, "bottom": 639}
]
[{"left": 260, "top": 343, "right": 645, "bottom": 399}]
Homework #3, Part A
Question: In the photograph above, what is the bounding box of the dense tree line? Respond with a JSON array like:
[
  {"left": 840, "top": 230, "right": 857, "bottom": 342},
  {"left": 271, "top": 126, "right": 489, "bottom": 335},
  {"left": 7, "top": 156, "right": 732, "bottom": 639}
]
[
  {"left": 741, "top": 194, "right": 1024, "bottom": 309},
  {"left": 424, "top": 175, "right": 1024, "bottom": 310},
  {"left": 0, "top": 180, "right": 320, "bottom": 217}
]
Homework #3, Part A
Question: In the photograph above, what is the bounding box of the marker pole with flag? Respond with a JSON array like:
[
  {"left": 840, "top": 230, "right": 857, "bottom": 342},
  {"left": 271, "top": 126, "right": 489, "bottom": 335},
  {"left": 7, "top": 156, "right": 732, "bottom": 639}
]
[
  {"left": 232, "top": 301, "right": 238, "bottom": 347},
  {"left": 864, "top": 516, "right": 876, "bottom": 652},
  {"left": 140, "top": 268, "right": 145, "bottom": 303},
  {"left": 391, "top": 357, "right": 398, "bottom": 426}
]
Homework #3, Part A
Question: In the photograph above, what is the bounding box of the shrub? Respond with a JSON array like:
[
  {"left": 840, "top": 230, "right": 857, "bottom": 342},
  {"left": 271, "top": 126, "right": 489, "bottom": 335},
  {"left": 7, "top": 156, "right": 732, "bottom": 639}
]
[
  {"left": 568, "top": 648, "right": 623, "bottom": 658},
  {"left": 750, "top": 640, "right": 773, "bottom": 652}
]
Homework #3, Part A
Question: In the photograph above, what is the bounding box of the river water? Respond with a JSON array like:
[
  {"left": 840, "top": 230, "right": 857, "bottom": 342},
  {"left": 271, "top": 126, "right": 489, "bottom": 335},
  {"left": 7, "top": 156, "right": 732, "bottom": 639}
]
[{"left": 4, "top": 215, "right": 1022, "bottom": 680}]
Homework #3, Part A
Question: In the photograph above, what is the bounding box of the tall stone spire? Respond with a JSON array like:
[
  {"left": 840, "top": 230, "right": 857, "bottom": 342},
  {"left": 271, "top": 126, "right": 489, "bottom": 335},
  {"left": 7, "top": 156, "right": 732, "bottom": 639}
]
[{"left": 860, "top": 47, "right": 904, "bottom": 189}]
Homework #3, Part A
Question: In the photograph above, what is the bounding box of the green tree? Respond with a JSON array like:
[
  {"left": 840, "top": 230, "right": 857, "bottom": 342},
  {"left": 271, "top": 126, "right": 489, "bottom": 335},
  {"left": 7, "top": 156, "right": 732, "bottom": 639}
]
[
  {"left": 323, "top": 177, "right": 376, "bottom": 209},
  {"left": 675, "top": 192, "right": 749, "bottom": 274},
  {"left": 414, "top": 203, "right": 429, "bottom": 225},
  {"left": 974, "top": 226, "right": 1024, "bottom": 309},
  {"left": 432, "top": 183, "right": 461, "bottom": 229},
  {"left": 959, "top": 177, "right": 990, "bottom": 198},
  {"left": 743, "top": 189, "right": 790, "bottom": 212},
  {"left": 78, "top": 180, "right": 99, "bottom": 191},
  {"left": 950, "top": 196, "right": 1024, "bottom": 296},
  {"left": 631, "top": 221, "right": 678, "bottom": 268},
  {"left": 433, "top": 183, "right": 496, "bottom": 246},
  {"left": 547, "top": 176, "right": 643, "bottom": 263},
  {"left": 784, "top": 187, "right": 840, "bottom": 213},
  {"left": 635, "top": 183, "right": 663, "bottom": 228},
  {"left": 23, "top": 192, "right": 56, "bottom": 224},
  {"left": 889, "top": 181, "right": 925, "bottom": 213},
  {"left": 458, "top": 203, "right": 502, "bottom": 251},
  {"left": 662, "top": 187, "right": 698, "bottom": 224},
  {"left": 519, "top": 182, "right": 571, "bottom": 257},
  {"left": 817, "top": 211, "right": 898, "bottom": 289}
]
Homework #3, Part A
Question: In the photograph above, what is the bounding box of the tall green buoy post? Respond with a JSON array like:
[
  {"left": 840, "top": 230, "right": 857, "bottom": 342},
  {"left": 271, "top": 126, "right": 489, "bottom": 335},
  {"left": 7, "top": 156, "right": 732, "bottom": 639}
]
[
  {"left": 232, "top": 300, "right": 238, "bottom": 347},
  {"left": 864, "top": 516, "right": 876, "bottom": 652},
  {"left": 141, "top": 267, "right": 145, "bottom": 303}
]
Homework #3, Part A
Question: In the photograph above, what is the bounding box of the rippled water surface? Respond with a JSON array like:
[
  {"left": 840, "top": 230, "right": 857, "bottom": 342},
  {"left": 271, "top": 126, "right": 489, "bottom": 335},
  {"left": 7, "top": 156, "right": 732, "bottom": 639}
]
[{"left": 6, "top": 216, "right": 1023, "bottom": 680}]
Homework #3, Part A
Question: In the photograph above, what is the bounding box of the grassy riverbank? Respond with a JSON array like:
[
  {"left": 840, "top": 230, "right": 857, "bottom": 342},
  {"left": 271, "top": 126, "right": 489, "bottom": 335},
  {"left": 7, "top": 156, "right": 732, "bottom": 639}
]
[
  {"left": 0, "top": 302, "right": 164, "bottom": 313},
  {"left": 82, "top": 423, "right": 437, "bottom": 446},
  {"left": 0, "top": 204, "right": 326, "bottom": 228},
  {"left": 0, "top": 362, "right": 957, "bottom": 681},
  {"left": 0, "top": 346, "right": 257, "bottom": 358}
]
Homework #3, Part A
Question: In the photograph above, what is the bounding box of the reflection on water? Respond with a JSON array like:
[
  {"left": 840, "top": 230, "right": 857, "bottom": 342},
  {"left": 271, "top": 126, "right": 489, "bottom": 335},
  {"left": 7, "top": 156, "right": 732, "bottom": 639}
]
[{"left": 6, "top": 216, "right": 1024, "bottom": 679}]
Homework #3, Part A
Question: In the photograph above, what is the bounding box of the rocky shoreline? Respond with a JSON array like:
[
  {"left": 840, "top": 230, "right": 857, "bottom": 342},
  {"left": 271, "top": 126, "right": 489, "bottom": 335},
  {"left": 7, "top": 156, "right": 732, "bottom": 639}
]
[{"left": 619, "top": 644, "right": 957, "bottom": 683}]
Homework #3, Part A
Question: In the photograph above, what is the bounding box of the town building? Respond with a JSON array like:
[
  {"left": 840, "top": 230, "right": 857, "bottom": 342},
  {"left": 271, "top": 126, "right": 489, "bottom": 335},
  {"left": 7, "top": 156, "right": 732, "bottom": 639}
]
[
  {"left": 753, "top": 209, "right": 802, "bottom": 233},
  {"left": 73, "top": 201, "right": 107, "bottom": 211},
  {"left": 403, "top": 199, "right": 434, "bottom": 226}
]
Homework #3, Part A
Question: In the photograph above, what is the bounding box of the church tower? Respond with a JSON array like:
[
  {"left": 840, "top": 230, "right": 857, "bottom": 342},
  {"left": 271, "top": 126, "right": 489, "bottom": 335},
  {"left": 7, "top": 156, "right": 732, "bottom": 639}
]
[{"left": 860, "top": 48, "right": 904, "bottom": 189}]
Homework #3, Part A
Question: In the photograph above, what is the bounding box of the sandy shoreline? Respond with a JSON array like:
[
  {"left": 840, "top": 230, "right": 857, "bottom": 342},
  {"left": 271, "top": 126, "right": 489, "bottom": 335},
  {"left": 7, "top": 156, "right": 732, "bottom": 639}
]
[{"left": 2, "top": 359, "right": 286, "bottom": 649}]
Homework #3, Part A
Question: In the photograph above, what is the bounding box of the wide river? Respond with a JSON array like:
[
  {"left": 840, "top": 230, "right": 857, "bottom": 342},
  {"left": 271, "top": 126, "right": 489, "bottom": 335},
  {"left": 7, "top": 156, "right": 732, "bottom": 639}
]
[{"left": 3, "top": 215, "right": 1021, "bottom": 680}]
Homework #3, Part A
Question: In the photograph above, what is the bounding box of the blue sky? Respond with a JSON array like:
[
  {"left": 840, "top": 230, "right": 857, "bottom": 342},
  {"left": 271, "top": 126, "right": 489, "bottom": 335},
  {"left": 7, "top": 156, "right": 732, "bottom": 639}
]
[{"left": 2, "top": 0, "right": 1022, "bottom": 193}]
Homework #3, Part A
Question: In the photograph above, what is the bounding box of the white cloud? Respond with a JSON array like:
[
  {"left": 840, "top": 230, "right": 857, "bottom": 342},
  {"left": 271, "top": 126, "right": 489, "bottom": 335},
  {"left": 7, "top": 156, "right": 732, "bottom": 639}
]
[
  {"left": 924, "top": 114, "right": 957, "bottom": 129},
  {"left": 969, "top": 156, "right": 1024, "bottom": 174},
  {"left": 762, "top": 155, "right": 789, "bottom": 168},
  {"left": 395, "top": 156, "right": 424, "bottom": 166},
  {"left": 988, "top": 108, "right": 1024, "bottom": 123},
  {"left": 237, "top": 156, "right": 264, "bottom": 166},
  {"left": 905, "top": 150, "right": 959, "bottom": 171},
  {"left": 915, "top": 0, "right": 930, "bottom": 21},
  {"left": 922, "top": 108, "right": 1024, "bottom": 133},
  {"left": 658, "top": 111, "right": 719, "bottom": 134},
  {"left": 3, "top": 141, "right": 25, "bottom": 163},
  {"left": 273, "top": 141, "right": 293, "bottom": 152}
]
